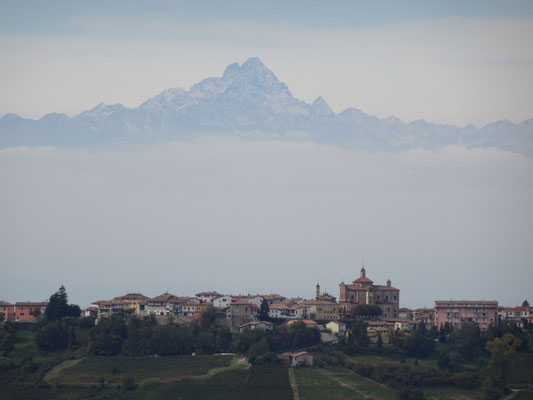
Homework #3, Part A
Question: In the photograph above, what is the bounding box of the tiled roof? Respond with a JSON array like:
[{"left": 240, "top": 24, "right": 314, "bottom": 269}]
[
  {"left": 263, "top": 294, "right": 286, "bottom": 300},
  {"left": 353, "top": 276, "right": 374, "bottom": 284},
  {"left": 374, "top": 285, "right": 399, "bottom": 291},
  {"left": 240, "top": 321, "right": 273, "bottom": 328},
  {"left": 507, "top": 306, "right": 531, "bottom": 312},
  {"left": 113, "top": 293, "right": 151, "bottom": 301},
  {"left": 0, "top": 301, "right": 13, "bottom": 306},
  {"left": 302, "top": 300, "right": 338, "bottom": 305},
  {"left": 15, "top": 301, "right": 48, "bottom": 306},
  {"left": 435, "top": 300, "right": 498, "bottom": 306},
  {"left": 150, "top": 292, "right": 177, "bottom": 302},
  {"left": 287, "top": 319, "right": 317, "bottom": 325}
]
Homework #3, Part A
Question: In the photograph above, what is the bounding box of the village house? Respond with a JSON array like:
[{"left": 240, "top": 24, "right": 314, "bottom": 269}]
[
  {"left": 268, "top": 302, "right": 308, "bottom": 319},
  {"left": 279, "top": 351, "right": 313, "bottom": 367},
  {"left": 239, "top": 321, "right": 273, "bottom": 332},
  {"left": 315, "top": 283, "right": 337, "bottom": 302},
  {"left": 325, "top": 320, "right": 347, "bottom": 336},
  {"left": 0, "top": 301, "right": 15, "bottom": 321},
  {"left": 226, "top": 300, "right": 254, "bottom": 331},
  {"left": 434, "top": 300, "right": 498, "bottom": 330},
  {"left": 14, "top": 301, "right": 48, "bottom": 322},
  {"left": 339, "top": 265, "right": 400, "bottom": 319},
  {"left": 301, "top": 300, "right": 338, "bottom": 321},
  {"left": 262, "top": 294, "right": 286, "bottom": 305},
  {"left": 398, "top": 308, "right": 413, "bottom": 320},
  {"left": 498, "top": 305, "right": 532, "bottom": 328},
  {"left": 196, "top": 291, "right": 222, "bottom": 303},
  {"left": 145, "top": 292, "right": 177, "bottom": 316},
  {"left": 112, "top": 293, "right": 150, "bottom": 315},
  {"left": 287, "top": 319, "right": 318, "bottom": 328},
  {"left": 412, "top": 307, "right": 435, "bottom": 329},
  {"left": 213, "top": 295, "right": 233, "bottom": 309},
  {"left": 230, "top": 295, "right": 264, "bottom": 307},
  {"left": 366, "top": 320, "right": 395, "bottom": 344},
  {"left": 83, "top": 306, "right": 98, "bottom": 318}
]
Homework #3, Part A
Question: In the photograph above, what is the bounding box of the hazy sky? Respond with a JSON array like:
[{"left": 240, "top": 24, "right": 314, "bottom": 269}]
[
  {"left": 1, "top": 139, "right": 532, "bottom": 308},
  {"left": 1, "top": 2, "right": 533, "bottom": 309},
  {"left": 1, "top": 1, "right": 533, "bottom": 126}
]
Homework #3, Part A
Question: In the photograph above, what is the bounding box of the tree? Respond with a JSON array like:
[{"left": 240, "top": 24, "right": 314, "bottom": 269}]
[
  {"left": 258, "top": 299, "right": 270, "bottom": 321},
  {"left": 485, "top": 333, "right": 522, "bottom": 392},
  {"left": 349, "top": 319, "right": 370, "bottom": 347},
  {"left": 400, "top": 322, "right": 434, "bottom": 358},
  {"left": 45, "top": 285, "right": 81, "bottom": 321},
  {"left": 522, "top": 300, "right": 530, "bottom": 307},
  {"left": 449, "top": 322, "right": 481, "bottom": 361},
  {"left": 350, "top": 304, "right": 382, "bottom": 318},
  {"left": 377, "top": 331, "right": 383, "bottom": 348}
]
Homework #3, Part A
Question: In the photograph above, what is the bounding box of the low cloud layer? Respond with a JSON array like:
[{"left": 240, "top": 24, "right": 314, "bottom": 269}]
[{"left": 1, "top": 138, "right": 532, "bottom": 308}]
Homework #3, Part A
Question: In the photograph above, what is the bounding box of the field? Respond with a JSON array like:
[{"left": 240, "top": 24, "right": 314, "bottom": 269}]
[{"left": 55, "top": 355, "right": 233, "bottom": 384}]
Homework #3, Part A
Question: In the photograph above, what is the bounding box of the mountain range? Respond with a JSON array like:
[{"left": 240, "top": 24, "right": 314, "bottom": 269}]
[{"left": 1, "top": 57, "right": 532, "bottom": 157}]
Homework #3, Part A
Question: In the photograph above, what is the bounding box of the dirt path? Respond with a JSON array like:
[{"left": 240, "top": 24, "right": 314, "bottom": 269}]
[
  {"left": 43, "top": 358, "right": 84, "bottom": 383},
  {"left": 288, "top": 368, "right": 300, "bottom": 400}
]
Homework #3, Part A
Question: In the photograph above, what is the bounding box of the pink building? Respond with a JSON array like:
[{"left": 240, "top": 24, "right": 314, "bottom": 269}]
[
  {"left": 435, "top": 300, "right": 497, "bottom": 330},
  {"left": 14, "top": 302, "right": 48, "bottom": 322}
]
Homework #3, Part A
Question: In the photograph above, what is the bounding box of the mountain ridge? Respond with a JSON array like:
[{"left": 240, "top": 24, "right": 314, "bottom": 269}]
[{"left": 1, "top": 57, "right": 532, "bottom": 157}]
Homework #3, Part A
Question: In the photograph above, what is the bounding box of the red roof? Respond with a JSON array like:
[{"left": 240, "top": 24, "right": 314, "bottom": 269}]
[
  {"left": 113, "top": 293, "right": 150, "bottom": 301},
  {"left": 353, "top": 276, "right": 374, "bottom": 284},
  {"left": 15, "top": 302, "right": 48, "bottom": 306},
  {"left": 231, "top": 300, "right": 251, "bottom": 305},
  {"left": 0, "top": 301, "right": 13, "bottom": 306},
  {"left": 287, "top": 319, "right": 317, "bottom": 326},
  {"left": 150, "top": 292, "right": 177, "bottom": 302},
  {"left": 507, "top": 306, "right": 531, "bottom": 312}
]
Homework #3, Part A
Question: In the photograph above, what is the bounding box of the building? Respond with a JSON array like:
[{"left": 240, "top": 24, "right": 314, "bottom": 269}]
[
  {"left": 366, "top": 320, "right": 394, "bottom": 344},
  {"left": 279, "top": 351, "right": 313, "bottom": 367},
  {"left": 14, "top": 302, "right": 48, "bottom": 322},
  {"left": 269, "top": 302, "right": 308, "bottom": 320},
  {"left": 412, "top": 308, "right": 435, "bottom": 330},
  {"left": 196, "top": 291, "right": 222, "bottom": 303},
  {"left": 434, "top": 300, "right": 498, "bottom": 330},
  {"left": 398, "top": 308, "right": 412, "bottom": 320},
  {"left": 315, "top": 283, "right": 337, "bottom": 302},
  {"left": 499, "top": 306, "right": 532, "bottom": 328},
  {"left": 262, "top": 294, "right": 286, "bottom": 305},
  {"left": 0, "top": 301, "right": 15, "bottom": 321},
  {"left": 146, "top": 292, "right": 177, "bottom": 316},
  {"left": 339, "top": 265, "right": 400, "bottom": 318},
  {"left": 239, "top": 321, "right": 273, "bottom": 332},
  {"left": 326, "top": 321, "right": 347, "bottom": 335},
  {"left": 287, "top": 319, "right": 318, "bottom": 328},
  {"left": 301, "top": 300, "right": 339, "bottom": 321},
  {"left": 112, "top": 293, "right": 150, "bottom": 315},
  {"left": 213, "top": 295, "right": 232, "bottom": 309},
  {"left": 227, "top": 300, "right": 254, "bottom": 331}
]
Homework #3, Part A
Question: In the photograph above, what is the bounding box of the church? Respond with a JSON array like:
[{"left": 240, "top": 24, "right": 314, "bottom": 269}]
[{"left": 339, "top": 265, "right": 400, "bottom": 318}]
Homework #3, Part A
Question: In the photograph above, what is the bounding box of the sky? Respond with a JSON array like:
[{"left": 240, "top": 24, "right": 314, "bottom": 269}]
[
  {"left": 0, "top": 1, "right": 533, "bottom": 308},
  {"left": 0, "top": 1, "right": 533, "bottom": 126}
]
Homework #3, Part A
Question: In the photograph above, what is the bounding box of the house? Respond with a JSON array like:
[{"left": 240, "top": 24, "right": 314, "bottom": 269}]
[
  {"left": 213, "top": 295, "right": 233, "bottom": 309},
  {"left": 83, "top": 306, "right": 98, "bottom": 318},
  {"left": 279, "top": 351, "right": 313, "bottom": 367},
  {"left": 146, "top": 292, "right": 177, "bottom": 316},
  {"left": 14, "top": 301, "right": 48, "bottom": 322},
  {"left": 287, "top": 319, "right": 317, "bottom": 328},
  {"left": 338, "top": 265, "right": 400, "bottom": 319},
  {"left": 412, "top": 308, "right": 435, "bottom": 330},
  {"left": 261, "top": 294, "right": 287, "bottom": 305},
  {"left": 301, "top": 300, "right": 338, "bottom": 321},
  {"left": 239, "top": 321, "right": 273, "bottom": 332},
  {"left": 0, "top": 301, "right": 15, "bottom": 321},
  {"left": 499, "top": 306, "right": 532, "bottom": 328},
  {"left": 92, "top": 300, "right": 112, "bottom": 318},
  {"left": 112, "top": 293, "right": 151, "bottom": 315},
  {"left": 398, "top": 308, "right": 413, "bottom": 320},
  {"left": 227, "top": 300, "right": 254, "bottom": 330},
  {"left": 326, "top": 321, "right": 347, "bottom": 335},
  {"left": 268, "top": 302, "right": 308, "bottom": 319},
  {"left": 196, "top": 291, "right": 222, "bottom": 303},
  {"left": 231, "top": 295, "right": 264, "bottom": 308},
  {"left": 180, "top": 298, "right": 202, "bottom": 317},
  {"left": 434, "top": 300, "right": 498, "bottom": 330}
]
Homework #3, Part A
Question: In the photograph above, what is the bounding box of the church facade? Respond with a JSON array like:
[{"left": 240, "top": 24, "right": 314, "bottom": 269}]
[{"left": 339, "top": 266, "right": 400, "bottom": 318}]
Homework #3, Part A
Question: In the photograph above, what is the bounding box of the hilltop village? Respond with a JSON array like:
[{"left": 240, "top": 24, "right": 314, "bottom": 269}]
[{"left": 2, "top": 265, "right": 529, "bottom": 341}]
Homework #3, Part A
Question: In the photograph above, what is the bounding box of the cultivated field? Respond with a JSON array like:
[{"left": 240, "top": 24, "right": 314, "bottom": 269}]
[{"left": 55, "top": 355, "right": 232, "bottom": 384}]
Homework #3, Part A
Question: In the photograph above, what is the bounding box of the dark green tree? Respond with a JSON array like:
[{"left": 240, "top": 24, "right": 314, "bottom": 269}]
[
  {"left": 485, "top": 333, "right": 522, "bottom": 394},
  {"left": 377, "top": 331, "right": 383, "bottom": 348},
  {"left": 522, "top": 300, "right": 530, "bottom": 307},
  {"left": 449, "top": 322, "right": 481, "bottom": 361},
  {"left": 400, "top": 322, "right": 434, "bottom": 358},
  {"left": 45, "top": 285, "right": 81, "bottom": 321},
  {"left": 349, "top": 319, "right": 370, "bottom": 347},
  {"left": 258, "top": 299, "right": 270, "bottom": 321}
]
